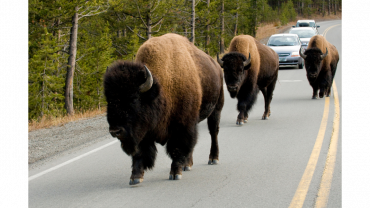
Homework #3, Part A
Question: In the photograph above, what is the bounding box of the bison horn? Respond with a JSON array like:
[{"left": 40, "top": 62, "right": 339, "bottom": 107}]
[
  {"left": 320, "top": 48, "right": 328, "bottom": 60},
  {"left": 299, "top": 47, "right": 307, "bottom": 59},
  {"left": 139, "top": 65, "right": 153, "bottom": 93},
  {"left": 217, "top": 53, "right": 223, "bottom": 67},
  {"left": 243, "top": 53, "right": 251, "bottom": 67}
]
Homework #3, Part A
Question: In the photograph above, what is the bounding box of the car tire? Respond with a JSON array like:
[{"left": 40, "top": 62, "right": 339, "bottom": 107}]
[{"left": 298, "top": 61, "right": 304, "bottom": 69}]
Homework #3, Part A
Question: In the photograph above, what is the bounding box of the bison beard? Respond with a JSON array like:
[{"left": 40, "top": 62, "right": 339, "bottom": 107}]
[{"left": 104, "top": 33, "right": 224, "bottom": 185}]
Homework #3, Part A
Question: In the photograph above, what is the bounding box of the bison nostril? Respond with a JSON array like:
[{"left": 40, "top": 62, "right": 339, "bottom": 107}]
[{"left": 227, "top": 85, "right": 238, "bottom": 91}]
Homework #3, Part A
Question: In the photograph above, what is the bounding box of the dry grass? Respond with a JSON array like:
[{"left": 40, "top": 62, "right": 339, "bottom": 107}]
[{"left": 28, "top": 108, "right": 106, "bottom": 132}]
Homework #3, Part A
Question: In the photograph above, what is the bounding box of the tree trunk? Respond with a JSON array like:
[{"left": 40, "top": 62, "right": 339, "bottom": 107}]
[
  {"left": 205, "top": 0, "right": 210, "bottom": 54},
  {"left": 65, "top": 9, "right": 79, "bottom": 116},
  {"left": 220, "top": 0, "right": 225, "bottom": 54},
  {"left": 190, "top": 0, "right": 195, "bottom": 43},
  {"left": 328, "top": 0, "right": 331, "bottom": 15},
  {"left": 322, "top": 0, "right": 325, "bottom": 17},
  {"left": 234, "top": 11, "right": 238, "bottom": 36},
  {"left": 41, "top": 57, "right": 46, "bottom": 118},
  {"left": 334, "top": 0, "right": 337, "bottom": 15},
  {"left": 147, "top": 14, "right": 152, "bottom": 39}
]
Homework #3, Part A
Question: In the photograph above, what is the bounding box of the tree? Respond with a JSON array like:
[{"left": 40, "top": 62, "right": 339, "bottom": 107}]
[
  {"left": 64, "top": 1, "right": 109, "bottom": 116},
  {"left": 29, "top": 28, "right": 64, "bottom": 120}
]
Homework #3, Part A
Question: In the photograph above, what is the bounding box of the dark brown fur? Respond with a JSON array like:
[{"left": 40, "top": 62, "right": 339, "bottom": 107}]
[
  {"left": 219, "top": 35, "right": 279, "bottom": 124},
  {"left": 303, "top": 35, "right": 339, "bottom": 98},
  {"left": 104, "top": 33, "right": 224, "bottom": 185}
]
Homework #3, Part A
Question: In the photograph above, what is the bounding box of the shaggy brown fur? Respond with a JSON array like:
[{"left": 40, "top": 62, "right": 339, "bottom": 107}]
[
  {"left": 302, "top": 35, "right": 339, "bottom": 98},
  {"left": 104, "top": 33, "right": 224, "bottom": 185},
  {"left": 219, "top": 35, "right": 279, "bottom": 125}
]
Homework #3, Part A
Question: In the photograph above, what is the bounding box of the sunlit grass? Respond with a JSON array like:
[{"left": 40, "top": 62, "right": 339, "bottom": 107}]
[{"left": 28, "top": 107, "right": 106, "bottom": 132}]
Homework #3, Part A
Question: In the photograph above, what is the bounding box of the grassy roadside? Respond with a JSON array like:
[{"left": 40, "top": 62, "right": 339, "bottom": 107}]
[
  {"left": 28, "top": 108, "right": 106, "bottom": 132},
  {"left": 29, "top": 13, "right": 341, "bottom": 132}
]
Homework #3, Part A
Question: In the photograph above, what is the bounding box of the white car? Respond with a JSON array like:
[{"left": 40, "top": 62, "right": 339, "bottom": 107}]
[
  {"left": 288, "top": 27, "right": 319, "bottom": 51},
  {"left": 292, "top": 20, "right": 320, "bottom": 34},
  {"left": 267, "top": 34, "right": 304, "bottom": 69}
]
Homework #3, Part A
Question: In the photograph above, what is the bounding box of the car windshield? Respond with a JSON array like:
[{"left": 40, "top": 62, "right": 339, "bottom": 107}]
[
  {"left": 296, "top": 21, "right": 315, "bottom": 27},
  {"left": 267, "top": 36, "right": 299, "bottom": 46},
  {"left": 289, "top": 30, "right": 315, "bottom": 38}
]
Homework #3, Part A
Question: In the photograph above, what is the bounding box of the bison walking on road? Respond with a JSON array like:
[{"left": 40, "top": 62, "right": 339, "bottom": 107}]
[
  {"left": 104, "top": 33, "right": 224, "bottom": 185},
  {"left": 217, "top": 35, "right": 279, "bottom": 125},
  {"left": 299, "top": 35, "right": 339, "bottom": 99}
]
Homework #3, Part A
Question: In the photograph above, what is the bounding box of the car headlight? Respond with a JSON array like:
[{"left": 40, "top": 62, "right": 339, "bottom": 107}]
[{"left": 291, "top": 52, "right": 299, "bottom": 57}]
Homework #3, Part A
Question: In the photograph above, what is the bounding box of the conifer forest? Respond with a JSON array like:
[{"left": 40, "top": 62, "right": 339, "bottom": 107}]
[{"left": 28, "top": 0, "right": 341, "bottom": 121}]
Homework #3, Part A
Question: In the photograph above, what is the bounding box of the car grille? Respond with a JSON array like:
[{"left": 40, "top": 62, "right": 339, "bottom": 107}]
[{"left": 278, "top": 53, "right": 290, "bottom": 57}]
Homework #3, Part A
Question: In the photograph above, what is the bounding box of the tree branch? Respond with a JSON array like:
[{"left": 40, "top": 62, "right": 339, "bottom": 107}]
[
  {"left": 134, "top": 0, "right": 148, "bottom": 28},
  {"left": 126, "top": 26, "right": 147, "bottom": 40}
]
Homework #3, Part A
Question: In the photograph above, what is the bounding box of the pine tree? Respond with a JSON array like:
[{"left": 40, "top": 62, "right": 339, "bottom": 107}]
[{"left": 29, "top": 28, "right": 64, "bottom": 120}]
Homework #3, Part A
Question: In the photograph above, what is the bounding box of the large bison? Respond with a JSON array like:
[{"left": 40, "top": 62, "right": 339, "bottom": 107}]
[
  {"left": 217, "top": 35, "right": 279, "bottom": 125},
  {"left": 104, "top": 33, "right": 224, "bottom": 185},
  {"left": 299, "top": 35, "right": 339, "bottom": 98}
]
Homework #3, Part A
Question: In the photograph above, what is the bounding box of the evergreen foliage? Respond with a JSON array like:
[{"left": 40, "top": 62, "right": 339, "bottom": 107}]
[{"left": 28, "top": 0, "right": 342, "bottom": 120}]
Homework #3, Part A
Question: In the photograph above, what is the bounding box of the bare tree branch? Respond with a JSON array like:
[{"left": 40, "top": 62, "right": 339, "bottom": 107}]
[
  {"left": 134, "top": 0, "right": 148, "bottom": 28},
  {"left": 151, "top": 17, "right": 163, "bottom": 28},
  {"left": 126, "top": 26, "right": 147, "bottom": 40}
]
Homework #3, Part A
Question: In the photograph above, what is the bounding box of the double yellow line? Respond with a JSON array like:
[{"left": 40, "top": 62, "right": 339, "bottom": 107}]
[
  {"left": 289, "top": 24, "right": 341, "bottom": 208},
  {"left": 322, "top": 24, "right": 341, "bottom": 37}
]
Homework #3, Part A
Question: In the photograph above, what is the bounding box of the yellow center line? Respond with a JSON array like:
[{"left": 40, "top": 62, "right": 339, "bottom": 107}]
[
  {"left": 314, "top": 81, "right": 340, "bottom": 208},
  {"left": 289, "top": 97, "right": 330, "bottom": 208},
  {"left": 289, "top": 23, "right": 341, "bottom": 208}
]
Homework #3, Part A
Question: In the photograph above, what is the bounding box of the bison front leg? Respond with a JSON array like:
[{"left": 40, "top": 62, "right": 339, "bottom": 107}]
[
  {"left": 129, "top": 140, "right": 157, "bottom": 185},
  {"left": 167, "top": 124, "right": 197, "bottom": 180},
  {"left": 236, "top": 87, "right": 258, "bottom": 125},
  {"left": 312, "top": 85, "right": 319, "bottom": 99}
]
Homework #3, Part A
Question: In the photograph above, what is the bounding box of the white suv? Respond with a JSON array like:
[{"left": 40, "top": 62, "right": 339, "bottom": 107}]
[{"left": 293, "top": 20, "right": 320, "bottom": 33}]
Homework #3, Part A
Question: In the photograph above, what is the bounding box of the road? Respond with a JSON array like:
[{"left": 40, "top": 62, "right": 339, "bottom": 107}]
[{"left": 29, "top": 20, "right": 342, "bottom": 208}]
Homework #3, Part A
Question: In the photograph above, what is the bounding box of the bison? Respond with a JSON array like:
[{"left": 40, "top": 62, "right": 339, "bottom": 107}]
[
  {"left": 217, "top": 35, "right": 279, "bottom": 125},
  {"left": 299, "top": 35, "right": 339, "bottom": 98},
  {"left": 104, "top": 33, "right": 224, "bottom": 185}
]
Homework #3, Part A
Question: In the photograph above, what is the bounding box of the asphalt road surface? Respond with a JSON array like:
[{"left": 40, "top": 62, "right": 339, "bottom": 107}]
[{"left": 29, "top": 20, "right": 342, "bottom": 208}]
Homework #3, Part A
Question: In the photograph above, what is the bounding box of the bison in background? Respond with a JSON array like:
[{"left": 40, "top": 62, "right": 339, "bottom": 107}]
[
  {"left": 217, "top": 35, "right": 279, "bottom": 125},
  {"left": 299, "top": 35, "right": 339, "bottom": 98},
  {"left": 104, "top": 33, "right": 224, "bottom": 185}
]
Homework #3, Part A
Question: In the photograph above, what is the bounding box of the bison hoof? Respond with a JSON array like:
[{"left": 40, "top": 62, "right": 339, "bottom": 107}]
[
  {"left": 183, "top": 166, "right": 192, "bottom": 171},
  {"left": 262, "top": 116, "right": 269, "bottom": 120},
  {"left": 244, "top": 119, "right": 248, "bottom": 123},
  {"left": 208, "top": 159, "right": 219, "bottom": 165},
  {"left": 129, "top": 178, "right": 143, "bottom": 185},
  {"left": 236, "top": 120, "right": 244, "bottom": 125},
  {"left": 312, "top": 96, "right": 318, "bottom": 99},
  {"left": 169, "top": 174, "right": 182, "bottom": 180}
]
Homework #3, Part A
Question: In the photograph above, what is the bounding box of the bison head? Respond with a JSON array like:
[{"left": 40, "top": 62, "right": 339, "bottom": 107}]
[
  {"left": 300, "top": 47, "right": 328, "bottom": 79},
  {"left": 104, "top": 61, "right": 162, "bottom": 155},
  {"left": 217, "top": 52, "right": 251, "bottom": 98}
]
